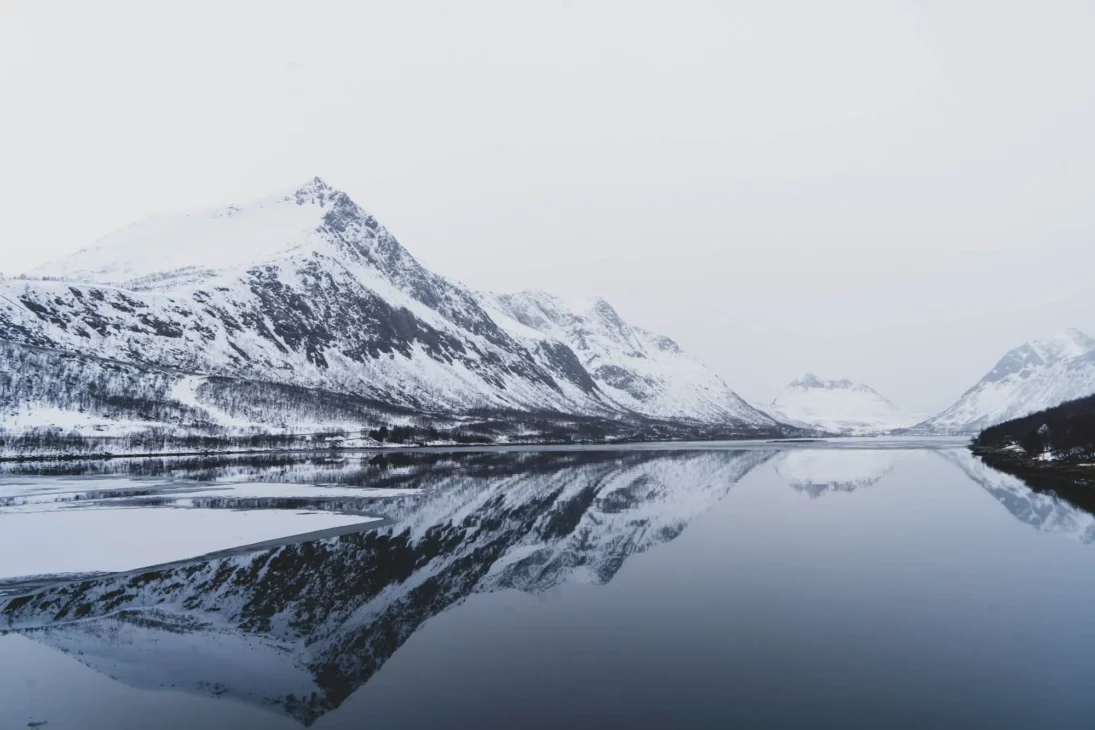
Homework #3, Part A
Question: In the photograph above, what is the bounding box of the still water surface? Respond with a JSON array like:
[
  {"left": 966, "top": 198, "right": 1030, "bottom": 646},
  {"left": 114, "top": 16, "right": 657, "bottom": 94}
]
[{"left": 2, "top": 443, "right": 1095, "bottom": 729}]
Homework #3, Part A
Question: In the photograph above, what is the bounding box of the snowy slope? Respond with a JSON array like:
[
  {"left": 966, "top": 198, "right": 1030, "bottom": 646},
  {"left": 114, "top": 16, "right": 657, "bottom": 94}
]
[
  {"left": 914, "top": 329, "right": 1095, "bottom": 434},
  {"left": 484, "top": 290, "right": 777, "bottom": 426},
  {"left": 767, "top": 374, "right": 921, "bottom": 435},
  {"left": 0, "top": 178, "right": 781, "bottom": 436},
  {"left": 29, "top": 188, "right": 331, "bottom": 288}
]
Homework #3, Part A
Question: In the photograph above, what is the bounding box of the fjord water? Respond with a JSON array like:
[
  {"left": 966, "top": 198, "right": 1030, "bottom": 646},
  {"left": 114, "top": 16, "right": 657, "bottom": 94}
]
[{"left": 3, "top": 444, "right": 1095, "bottom": 729}]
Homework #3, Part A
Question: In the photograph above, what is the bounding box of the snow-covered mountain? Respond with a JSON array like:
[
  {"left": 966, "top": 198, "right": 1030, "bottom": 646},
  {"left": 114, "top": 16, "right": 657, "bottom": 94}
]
[
  {"left": 0, "top": 177, "right": 779, "bottom": 440},
  {"left": 767, "top": 374, "right": 920, "bottom": 435},
  {"left": 914, "top": 329, "right": 1095, "bottom": 434}
]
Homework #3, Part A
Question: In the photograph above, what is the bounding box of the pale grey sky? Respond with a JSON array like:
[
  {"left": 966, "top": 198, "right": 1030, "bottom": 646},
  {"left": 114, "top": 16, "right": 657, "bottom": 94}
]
[{"left": 2, "top": 0, "right": 1094, "bottom": 413}]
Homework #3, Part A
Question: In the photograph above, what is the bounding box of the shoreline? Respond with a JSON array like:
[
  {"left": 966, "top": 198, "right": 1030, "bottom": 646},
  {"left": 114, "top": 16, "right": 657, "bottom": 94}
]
[
  {"left": 0, "top": 434, "right": 779, "bottom": 464},
  {"left": 0, "top": 434, "right": 973, "bottom": 465},
  {"left": 969, "top": 444, "right": 1095, "bottom": 514}
]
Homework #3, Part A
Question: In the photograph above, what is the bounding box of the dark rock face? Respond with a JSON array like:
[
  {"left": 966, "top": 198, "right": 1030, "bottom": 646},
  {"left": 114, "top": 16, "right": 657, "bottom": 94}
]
[
  {"left": 596, "top": 363, "right": 652, "bottom": 396},
  {"left": 983, "top": 344, "right": 1047, "bottom": 383},
  {"left": 534, "top": 340, "right": 598, "bottom": 393}
]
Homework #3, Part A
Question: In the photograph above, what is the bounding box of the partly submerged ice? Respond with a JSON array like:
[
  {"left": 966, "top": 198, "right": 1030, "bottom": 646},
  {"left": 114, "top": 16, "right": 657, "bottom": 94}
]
[
  {"left": 0, "top": 507, "right": 377, "bottom": 581},
  {"left": 0, "top": 475, "right": 400, "bottom": 582}
]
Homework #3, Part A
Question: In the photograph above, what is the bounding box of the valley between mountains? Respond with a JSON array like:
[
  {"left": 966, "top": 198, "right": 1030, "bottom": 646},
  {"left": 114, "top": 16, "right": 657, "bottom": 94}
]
[{"left": 3, "top": 177, "right": 1095, "bottom": 457}]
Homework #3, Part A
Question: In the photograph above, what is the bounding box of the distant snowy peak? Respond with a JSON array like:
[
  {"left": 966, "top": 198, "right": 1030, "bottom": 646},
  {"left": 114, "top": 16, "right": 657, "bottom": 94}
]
[
  {"left": 915, "top": 329, "right": 1095, "bottom": 434},
  {"left": 768, "top": 374, "right": 919, "bottom": 435},
  {"left": 787, "top": 373, "right": 882, "bottom": 395}
]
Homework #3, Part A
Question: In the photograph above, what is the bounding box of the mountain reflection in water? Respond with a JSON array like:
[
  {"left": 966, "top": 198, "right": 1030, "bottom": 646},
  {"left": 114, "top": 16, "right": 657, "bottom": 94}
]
[
  {"left": 2, "top": 450, "right": 771, "bottom": 725},
  {"left": 773, "top": 449, "right": 896, "bottom": 497},
  {"left": 5, "top": 445, "right": 1095, "bottom": 730}
]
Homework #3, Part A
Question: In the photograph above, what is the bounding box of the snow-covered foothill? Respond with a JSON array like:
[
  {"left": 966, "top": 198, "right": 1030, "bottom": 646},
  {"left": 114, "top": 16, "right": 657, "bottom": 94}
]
[{"left": 768, "top": 374, "right": 921, "bottom": 435}]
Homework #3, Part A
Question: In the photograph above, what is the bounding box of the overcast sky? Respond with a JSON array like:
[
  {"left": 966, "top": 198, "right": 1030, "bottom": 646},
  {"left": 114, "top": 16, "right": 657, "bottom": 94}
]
[{"left": 2, "top": 0, "right": 1094, "bottom": 413}]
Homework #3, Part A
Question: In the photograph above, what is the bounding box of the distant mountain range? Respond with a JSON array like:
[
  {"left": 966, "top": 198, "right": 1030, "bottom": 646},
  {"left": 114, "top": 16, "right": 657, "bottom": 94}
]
[
  {"left": 0, "top": 178, "right": 781, "bottom": 449},
  {"left": 2, "top": 176, "right": 1094, "bottom": 446}
]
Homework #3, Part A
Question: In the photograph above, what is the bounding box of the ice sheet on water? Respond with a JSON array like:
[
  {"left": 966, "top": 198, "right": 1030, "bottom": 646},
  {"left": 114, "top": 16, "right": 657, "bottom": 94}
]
[
  {"left": 0, "top": 507, "right": 377, "bottom": 581},
  {"left": 0, "top": 470, "right": 412, "bottom": 581}
]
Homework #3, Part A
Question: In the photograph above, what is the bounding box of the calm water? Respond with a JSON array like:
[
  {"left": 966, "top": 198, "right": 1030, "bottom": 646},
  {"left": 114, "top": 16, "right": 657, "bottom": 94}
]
[{"left": 3, "top": 443, "right": 1095, "bottom": 729}]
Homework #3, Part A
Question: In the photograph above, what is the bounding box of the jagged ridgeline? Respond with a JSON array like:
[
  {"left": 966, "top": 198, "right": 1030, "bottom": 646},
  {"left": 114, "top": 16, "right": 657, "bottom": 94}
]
[{"left": 0, "top": 178, "right": 787, "bottom": 453}]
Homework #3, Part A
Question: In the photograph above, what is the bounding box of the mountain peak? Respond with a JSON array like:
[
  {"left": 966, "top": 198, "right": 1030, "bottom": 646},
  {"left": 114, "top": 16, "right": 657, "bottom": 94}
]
[
  {"left": 983, "top": 328, "right": 1095, "bottom": 384},
  {"left": 1026, "top": 328, "right": 1095, "bottom": 362},
  {"left": 789, "top": 373, "right": 856, "bottom": 390},
  {"left": 293, "top": 176, "right": 345, "bottom": 207},
  {"left": 1044, "top": 327, "right": 1095, "bottom": 356},
  {"left": 28, "top": 179, "right": 371, "bottom": 288},
  {"left": 584, "top": 297, "right": 627, "bottom": 329}
]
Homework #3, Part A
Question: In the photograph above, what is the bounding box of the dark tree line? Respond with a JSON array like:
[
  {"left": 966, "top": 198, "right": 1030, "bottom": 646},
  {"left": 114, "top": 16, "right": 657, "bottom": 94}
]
[
  {"left": 0, "top": 339, "right": 206, "bottom": 426},
  {"left": 975, "top": 393, "right": 1095, "bottom": 460}
]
